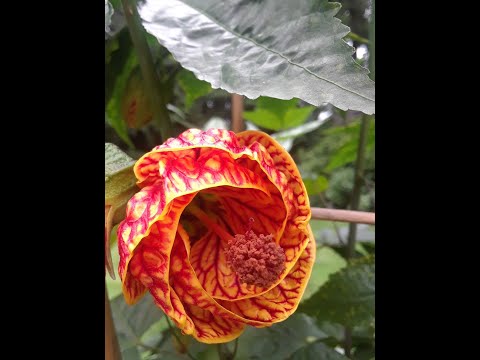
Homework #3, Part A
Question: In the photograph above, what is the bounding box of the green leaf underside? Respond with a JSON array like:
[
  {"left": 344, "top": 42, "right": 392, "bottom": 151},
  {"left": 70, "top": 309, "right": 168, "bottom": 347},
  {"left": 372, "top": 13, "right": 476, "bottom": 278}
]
[
  {"left": 300, "top": 257, "right": 375, "bottom": 327},
  {"left": 105, "top": 143, "right": 137, "bottom": 203},
  {"left": 139, "top": 0, "right": 375, "bottom": 114}
]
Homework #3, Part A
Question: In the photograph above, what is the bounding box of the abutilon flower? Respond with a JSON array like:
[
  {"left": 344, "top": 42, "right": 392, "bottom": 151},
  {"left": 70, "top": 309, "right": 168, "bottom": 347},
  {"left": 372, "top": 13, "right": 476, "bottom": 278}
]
[{"left": 117, "top": 128, "right": 315, "bottom": 343}]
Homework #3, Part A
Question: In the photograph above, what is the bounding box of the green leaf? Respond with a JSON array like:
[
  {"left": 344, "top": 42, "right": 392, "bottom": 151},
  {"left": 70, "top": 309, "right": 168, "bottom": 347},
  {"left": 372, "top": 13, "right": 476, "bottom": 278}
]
[
  {"left": 243, "top": 109, "right": 283, "bottom": 131},
  {"left": 140, "top": 317, "right": 169, "bottom": 349},
  {"left": 118, "top": 335, "right": 142, "bottom": 360},
  {"left": 301, "top": 246, "right": 346, "bottom": 302},
  {"left": 139, "top": 0, "right": 375, "bottom": 114},
  {"left": 105, "top": 143, "right": 137, "bottom": 204},
  {"left": 300, "top": 257, "right": 375, "bottom": 327},
  {"left": 304, "top": 175, "right": 329, "bottom": 196},
  {"left": 177, "top": 69, "right": 212, "bottom": 109},
  {"left": 289, "top": 342, "right": 349, "bottom": 360},
  {"left": 235, "top": 313, "right": 328, "bottom": 360},
  {"left": 243, "top": 97, "right": 315, "bottom": 131},
  {"left": 257, "top": 97, "right": 298, "bottom": 120},
  {"left": 325, "top": 119, "right": 375, "bottom": 172},
  {"left": 284, "top": 107, "right": 317, "bottom": 129},
  {"left": 106, "top": 49, "right": 137, "bottom": 147},
  {"left": 111, "top": 293, "right": 164, "bottom": 352}
]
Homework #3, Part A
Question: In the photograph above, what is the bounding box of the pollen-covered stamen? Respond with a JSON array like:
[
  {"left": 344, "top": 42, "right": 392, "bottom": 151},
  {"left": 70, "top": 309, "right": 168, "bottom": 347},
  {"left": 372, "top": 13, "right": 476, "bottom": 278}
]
[{"left": 225, "top": 230, "right": 286, "bottom": 288}]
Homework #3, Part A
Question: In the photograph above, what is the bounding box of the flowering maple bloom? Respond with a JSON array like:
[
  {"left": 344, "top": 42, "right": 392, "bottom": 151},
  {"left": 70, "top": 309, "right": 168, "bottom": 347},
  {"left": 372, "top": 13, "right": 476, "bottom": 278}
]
[{"left": 117, "top": 128, "right": 315, "bottom": 343}]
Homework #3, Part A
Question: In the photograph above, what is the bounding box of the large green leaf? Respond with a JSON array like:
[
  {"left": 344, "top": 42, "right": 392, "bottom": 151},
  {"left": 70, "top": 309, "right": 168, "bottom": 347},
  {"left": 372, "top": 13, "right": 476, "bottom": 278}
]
[
  {"left": 139, "top": 0, "right": 375, "bottom": 115},
  {"left": 289, "top": 342, "right": 349, "bottom": 360},
  {"left": 300, "top": 257, "right": 375, "bottom": 327}
]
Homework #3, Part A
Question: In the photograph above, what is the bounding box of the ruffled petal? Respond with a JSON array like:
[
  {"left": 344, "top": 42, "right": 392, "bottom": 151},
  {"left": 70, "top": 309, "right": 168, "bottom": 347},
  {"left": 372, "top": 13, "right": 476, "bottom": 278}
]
[{"left": 133, "top": 128, "right": 310, "bottom": 284}]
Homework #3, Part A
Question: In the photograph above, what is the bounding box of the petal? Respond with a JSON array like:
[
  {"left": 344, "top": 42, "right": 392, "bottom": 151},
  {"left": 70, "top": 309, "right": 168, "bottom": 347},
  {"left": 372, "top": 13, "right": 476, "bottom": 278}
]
[
  {"left": 169, "top": 229, "right": 247, "bottom": 342},
  {"left": 237, "top": 130, "right": 311, "bottom": 226},
  {"left": 219, "top": 225, "right": 316, "bottom": 324},
  {"left": 118, "top": 192, "right": 195, "bottom": 306},
  {"left": 201, "top": 184, "right": 286, "bottom": 244},
  {"left": 183, "top": 304, "right": 246, "bottom": 344}
]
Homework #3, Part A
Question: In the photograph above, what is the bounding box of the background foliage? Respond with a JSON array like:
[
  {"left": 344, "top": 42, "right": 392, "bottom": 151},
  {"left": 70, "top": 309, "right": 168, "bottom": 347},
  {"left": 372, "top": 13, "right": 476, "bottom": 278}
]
[{"left": 106, "top": 0, "right": 375, "bottom": 359}]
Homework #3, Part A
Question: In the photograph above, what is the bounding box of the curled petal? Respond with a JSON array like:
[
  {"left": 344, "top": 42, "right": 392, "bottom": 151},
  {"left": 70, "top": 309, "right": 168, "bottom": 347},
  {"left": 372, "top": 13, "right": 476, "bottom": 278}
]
[
  {"left": 118, "top": 193, "right": 195, "bottom": 307},
  {"left": 237, "top": 130, "right": 311, "bottom": 226},
  {"left": 169, "top": 228, "right": 248, "bottom": 342}
]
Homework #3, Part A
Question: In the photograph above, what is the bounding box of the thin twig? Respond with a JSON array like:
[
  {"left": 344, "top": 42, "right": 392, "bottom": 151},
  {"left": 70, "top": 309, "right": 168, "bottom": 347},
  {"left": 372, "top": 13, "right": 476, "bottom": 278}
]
[
  {"left": 311, "top": 207, "right": 374, "bottom": 225},
  {"left": 231, "top": 338, "right": 239, "bottom": 359},
  {"left": 231, "top": 94, "right": 244, "bottom": 132}
]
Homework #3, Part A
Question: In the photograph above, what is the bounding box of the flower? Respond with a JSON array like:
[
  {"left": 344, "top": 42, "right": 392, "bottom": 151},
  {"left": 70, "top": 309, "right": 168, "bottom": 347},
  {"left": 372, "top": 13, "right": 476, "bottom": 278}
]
[{"left": 117, "top": 128, "right": 315, "bottom": 343}]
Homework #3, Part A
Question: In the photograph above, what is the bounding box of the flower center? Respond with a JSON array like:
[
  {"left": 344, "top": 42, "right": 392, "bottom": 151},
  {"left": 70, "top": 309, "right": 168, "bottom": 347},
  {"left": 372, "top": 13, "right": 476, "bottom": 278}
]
[
  {"left": 225, "top": 229, "right": 286, "bottom": 288},
  {"left": 186, "top": 204, "right": 286, "bottom": 288}
]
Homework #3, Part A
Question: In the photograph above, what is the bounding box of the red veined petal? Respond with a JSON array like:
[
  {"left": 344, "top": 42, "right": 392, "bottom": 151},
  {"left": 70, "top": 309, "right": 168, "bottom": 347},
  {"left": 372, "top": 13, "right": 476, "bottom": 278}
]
[{"left": 118, "top": 192, "right": 195, "bottom": 304}]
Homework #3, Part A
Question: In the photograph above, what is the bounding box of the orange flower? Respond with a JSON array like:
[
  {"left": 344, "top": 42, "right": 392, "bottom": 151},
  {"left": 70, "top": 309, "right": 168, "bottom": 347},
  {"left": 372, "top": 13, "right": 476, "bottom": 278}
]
[{"left": 117, "top": 128, "right": 315, "bottom": 343}]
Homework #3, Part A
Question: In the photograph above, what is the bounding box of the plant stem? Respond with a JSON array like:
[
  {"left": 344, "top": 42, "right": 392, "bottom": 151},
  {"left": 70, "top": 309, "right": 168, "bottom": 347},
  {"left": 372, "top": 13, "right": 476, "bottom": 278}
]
[
  {"left": 346, "top": 32, "right": 369, "bottom": 45},
  {"left": 121, "top": 0, "right": 173, "bottom": 141},
  {"left": 217, "top": 338, "right": 239, "bottom": 360},
  {"left": 165, "top": 317, "right": 198, "bottom": 360},
  {"left": 231, "top": 94, "right": 244, "bottom": 132},
  {"left": 105, "top": 283, "right": 122, "bottom": 360},
  {"left": 311, "top": 207, "right": 374, "bottom": 225},
  {"left": 343, "top": 116, "right": 370, "bottom": 359},
  {"left": 346, "top": 117, "right": 370, "bottom": 259},
  {"left": 231, "top": 338, "right": 239, "bottom": 359},
  {"left": 345, "top": 2, "right": 375, "bottom": 356}
]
